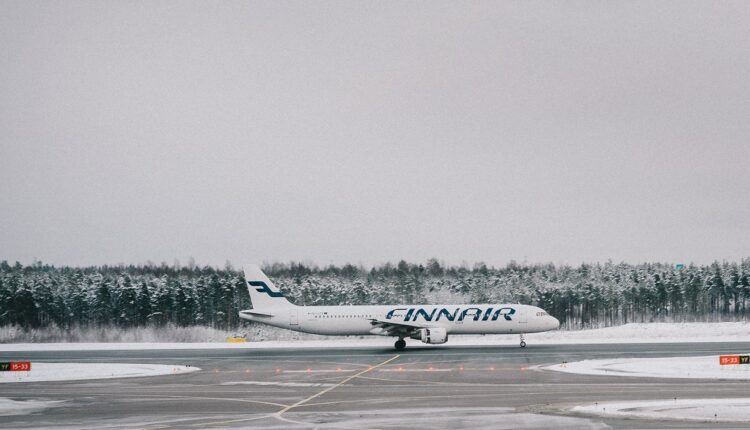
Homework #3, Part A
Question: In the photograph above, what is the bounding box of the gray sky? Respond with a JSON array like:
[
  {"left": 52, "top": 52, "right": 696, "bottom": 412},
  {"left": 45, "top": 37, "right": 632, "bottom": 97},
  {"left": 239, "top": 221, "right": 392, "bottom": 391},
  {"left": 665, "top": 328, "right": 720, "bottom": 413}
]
[{"left": 1, "top": 1, "right": 749, "bottom": 268}]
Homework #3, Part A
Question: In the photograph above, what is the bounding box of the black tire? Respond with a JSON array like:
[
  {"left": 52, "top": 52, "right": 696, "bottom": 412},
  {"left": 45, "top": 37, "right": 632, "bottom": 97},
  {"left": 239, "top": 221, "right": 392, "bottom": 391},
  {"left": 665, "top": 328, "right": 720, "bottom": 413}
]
[
  {"left": 395, "top": 339, "right": 406, "bottom": 350},
  {"left": 520, "top": 341, "right": 526, "bottom": 348}
]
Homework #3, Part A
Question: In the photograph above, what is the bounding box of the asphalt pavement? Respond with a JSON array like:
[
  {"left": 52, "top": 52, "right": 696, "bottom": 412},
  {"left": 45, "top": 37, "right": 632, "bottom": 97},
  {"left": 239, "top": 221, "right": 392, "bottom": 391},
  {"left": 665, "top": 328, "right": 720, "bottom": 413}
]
[{"left": 2, "top": 342, "right": 750, "bottom": 429}]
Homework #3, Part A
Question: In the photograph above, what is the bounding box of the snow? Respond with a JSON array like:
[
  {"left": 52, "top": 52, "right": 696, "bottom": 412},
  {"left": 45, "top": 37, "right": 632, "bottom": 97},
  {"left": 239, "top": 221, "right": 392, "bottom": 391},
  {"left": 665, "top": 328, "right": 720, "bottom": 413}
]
[
  {"left": 573, "top": 398, "right": 750, "bottom": 423},
  {"left": 544, "top": 355, "right": 750, "bottom": 380},
  {"left": 0, "top": 362, "right": 200, "bottom": 384},
  {"left": 526, "top": 321, "right": 750, "bottom": 344},
  {"left": 278, "top": 408, "right": 608, "bottom": 429},
  {"left": 1, "top": 322, "right": 748, "bottom": 351},
  {"left": 0, "top": 398, "right": 64, "bottom": 416}
]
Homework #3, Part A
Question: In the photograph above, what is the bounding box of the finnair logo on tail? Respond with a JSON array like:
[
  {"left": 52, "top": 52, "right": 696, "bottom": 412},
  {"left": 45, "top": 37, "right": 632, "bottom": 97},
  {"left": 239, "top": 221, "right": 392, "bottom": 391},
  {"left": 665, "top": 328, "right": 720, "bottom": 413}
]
[{"left": 248, "top": 281, "right": 285, "bottom": 298}]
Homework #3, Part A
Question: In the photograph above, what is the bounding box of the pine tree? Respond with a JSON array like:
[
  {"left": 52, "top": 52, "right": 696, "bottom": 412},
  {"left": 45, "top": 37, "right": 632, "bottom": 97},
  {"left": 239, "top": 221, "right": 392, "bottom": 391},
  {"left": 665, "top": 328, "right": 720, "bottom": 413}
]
[
  {"left": 94, "top": 281, "right": 112, "bottom": 326},
  {"left": 137, "top": 282, "right": 152, "bottom": 325}
]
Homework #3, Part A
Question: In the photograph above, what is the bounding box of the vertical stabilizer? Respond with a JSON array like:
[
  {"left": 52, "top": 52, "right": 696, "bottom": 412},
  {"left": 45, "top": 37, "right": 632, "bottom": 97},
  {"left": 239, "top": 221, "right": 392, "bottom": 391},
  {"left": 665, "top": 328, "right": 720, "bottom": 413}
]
[{"left": 243, "top": 264, "right": 294, "bottom": 310}]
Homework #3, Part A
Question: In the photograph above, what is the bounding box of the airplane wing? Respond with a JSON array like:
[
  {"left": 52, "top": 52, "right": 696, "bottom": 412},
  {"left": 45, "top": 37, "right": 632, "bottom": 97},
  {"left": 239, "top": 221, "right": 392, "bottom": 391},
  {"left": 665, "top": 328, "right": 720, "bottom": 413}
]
[{"left": 368, "top": 319, "right": 432, "bottom": 337}]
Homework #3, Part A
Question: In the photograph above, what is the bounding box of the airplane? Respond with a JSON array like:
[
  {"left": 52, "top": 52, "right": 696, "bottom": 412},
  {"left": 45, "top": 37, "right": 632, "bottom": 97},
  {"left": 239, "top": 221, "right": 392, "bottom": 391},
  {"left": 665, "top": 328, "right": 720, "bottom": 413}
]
[{"left": 238, "top": 264, "right": 560, "bottom": 350}]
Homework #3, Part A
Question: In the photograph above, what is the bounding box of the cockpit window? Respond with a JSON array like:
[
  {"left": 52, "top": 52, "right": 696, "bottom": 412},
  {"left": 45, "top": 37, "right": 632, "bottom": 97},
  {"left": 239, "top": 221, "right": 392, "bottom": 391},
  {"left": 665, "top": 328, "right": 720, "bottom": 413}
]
[{"left": 536, "top": 311, "right": 548, "bottom": 316}]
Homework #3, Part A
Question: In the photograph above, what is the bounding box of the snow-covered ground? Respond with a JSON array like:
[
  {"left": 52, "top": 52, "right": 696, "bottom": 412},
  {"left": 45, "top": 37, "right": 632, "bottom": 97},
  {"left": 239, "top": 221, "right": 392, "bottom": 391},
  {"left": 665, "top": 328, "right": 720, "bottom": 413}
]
[
  {"left": 284, "top": 407, "right": 608, "bottom": 430},
  {"left": 543, "top": 355, "right": 750, "bottom": 380},
  {"left": 531, "top": 321, "right": 750, "bottom": 343},
  {"left": 545, "top": 352, "right": 750, "bottom": 423},
  {"left": 573, "top": 398, "right": 750, "bottom": 423},
  {"left": 0, "top": 398, "right": 64, "bottom": 416},
  {"left": 0, "top": 362, "right": 200, "bottom": 383},
  {"left": 1, "top": 322, "right": 748, "bottom": 351}
]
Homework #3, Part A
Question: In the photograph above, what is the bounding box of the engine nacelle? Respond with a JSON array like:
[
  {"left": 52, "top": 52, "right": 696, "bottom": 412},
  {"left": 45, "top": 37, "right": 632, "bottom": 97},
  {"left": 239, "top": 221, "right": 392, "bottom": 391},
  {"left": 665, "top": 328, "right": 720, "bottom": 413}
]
[{"left": 412, "top": 327, "right": 448, "bottom": 344}]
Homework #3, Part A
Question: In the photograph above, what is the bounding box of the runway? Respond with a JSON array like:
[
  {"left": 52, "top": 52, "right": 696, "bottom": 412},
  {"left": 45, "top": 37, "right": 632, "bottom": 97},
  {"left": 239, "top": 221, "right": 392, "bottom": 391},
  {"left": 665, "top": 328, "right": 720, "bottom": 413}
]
[{"left": 2, "top": 342, "right": 750, "bottom": 429}]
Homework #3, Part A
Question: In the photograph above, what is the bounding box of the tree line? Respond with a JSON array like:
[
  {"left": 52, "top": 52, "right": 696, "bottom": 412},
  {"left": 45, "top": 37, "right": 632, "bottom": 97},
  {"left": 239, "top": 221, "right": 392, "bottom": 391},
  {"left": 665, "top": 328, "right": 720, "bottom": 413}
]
[{"left": 1, "top": 258, "right": 749, "bottom": 331}]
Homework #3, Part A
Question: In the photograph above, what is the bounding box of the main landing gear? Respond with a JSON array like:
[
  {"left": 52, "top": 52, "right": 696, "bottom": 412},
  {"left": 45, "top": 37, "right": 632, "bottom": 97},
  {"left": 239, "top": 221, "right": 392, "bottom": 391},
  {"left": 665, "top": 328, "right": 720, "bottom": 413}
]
[
  {"left": 519, "top": 333, "right": 526, "bottom": 348},
  {"left": 395, "top": 338, "right": 406, "bottom": 351}
]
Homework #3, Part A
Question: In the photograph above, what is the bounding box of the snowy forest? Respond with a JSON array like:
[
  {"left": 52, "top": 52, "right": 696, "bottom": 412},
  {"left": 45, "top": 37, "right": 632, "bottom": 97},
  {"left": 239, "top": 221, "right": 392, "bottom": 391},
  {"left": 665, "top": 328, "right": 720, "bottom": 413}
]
[{"left": 1, "top": 259, "right": 750, "bottom": 341}]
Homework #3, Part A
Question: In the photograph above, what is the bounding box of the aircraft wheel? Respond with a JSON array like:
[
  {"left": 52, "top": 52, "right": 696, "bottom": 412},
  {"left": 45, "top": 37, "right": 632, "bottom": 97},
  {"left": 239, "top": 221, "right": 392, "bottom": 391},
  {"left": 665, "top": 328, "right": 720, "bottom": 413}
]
[
  {"left": 395, "top": 339, "right": 406, "bottom": 350},
  {"left": 520, "top": 341, "right": 526, "bottom": 348}
]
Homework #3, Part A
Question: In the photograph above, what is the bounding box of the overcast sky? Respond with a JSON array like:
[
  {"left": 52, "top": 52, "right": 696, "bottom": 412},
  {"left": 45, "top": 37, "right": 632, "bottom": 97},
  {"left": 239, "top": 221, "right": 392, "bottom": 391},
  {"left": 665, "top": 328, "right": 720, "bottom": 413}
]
[{"left": 1, "top": 1, "right": 749, "bottom": 269}]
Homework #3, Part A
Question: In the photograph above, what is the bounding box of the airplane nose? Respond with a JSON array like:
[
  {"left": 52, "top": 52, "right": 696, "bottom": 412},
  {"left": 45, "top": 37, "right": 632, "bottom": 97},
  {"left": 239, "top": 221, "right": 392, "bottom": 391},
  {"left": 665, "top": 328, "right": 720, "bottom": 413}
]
[{"left": 550, "top": 316, "right": 560, "bottom": 330}]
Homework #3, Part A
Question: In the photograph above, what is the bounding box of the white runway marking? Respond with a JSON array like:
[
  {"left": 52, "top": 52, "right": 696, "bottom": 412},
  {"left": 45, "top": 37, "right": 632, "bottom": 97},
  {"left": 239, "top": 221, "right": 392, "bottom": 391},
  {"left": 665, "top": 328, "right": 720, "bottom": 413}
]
[
  {"left": 274, "top": 355, "right": 402, "bottom": 425},
  {"left": 186, "top": 354, "right": 403, "bottom": 428}
]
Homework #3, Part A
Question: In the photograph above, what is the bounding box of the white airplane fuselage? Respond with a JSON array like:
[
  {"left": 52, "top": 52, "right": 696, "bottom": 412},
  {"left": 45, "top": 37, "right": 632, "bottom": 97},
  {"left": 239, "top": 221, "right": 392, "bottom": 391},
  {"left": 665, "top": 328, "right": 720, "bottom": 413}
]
[{"left": 240, "top": 303, "right": 559, "bottom": 336}]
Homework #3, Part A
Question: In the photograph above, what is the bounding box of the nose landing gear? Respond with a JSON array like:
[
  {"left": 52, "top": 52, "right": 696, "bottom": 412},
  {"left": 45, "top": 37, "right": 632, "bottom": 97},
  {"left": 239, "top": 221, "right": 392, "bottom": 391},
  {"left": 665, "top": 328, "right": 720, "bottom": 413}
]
[
  {"left": 519, "top": 333, "right": 526, "bottom": 348},
  {"left": 394, "top": 338, "right": 406, "bottom": 350}
]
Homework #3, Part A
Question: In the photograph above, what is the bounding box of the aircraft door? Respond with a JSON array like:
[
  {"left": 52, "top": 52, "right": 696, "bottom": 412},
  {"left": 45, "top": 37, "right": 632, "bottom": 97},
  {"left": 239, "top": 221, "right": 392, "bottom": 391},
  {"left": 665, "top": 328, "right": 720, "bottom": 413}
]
[{"left": 289, "top": 308, "right": 299, "bottom": 326}]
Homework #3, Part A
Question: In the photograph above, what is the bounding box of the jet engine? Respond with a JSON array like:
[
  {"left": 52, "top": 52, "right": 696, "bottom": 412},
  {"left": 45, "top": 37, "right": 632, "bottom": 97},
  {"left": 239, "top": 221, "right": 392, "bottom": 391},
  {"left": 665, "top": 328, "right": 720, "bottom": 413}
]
[{"left": 413, "top": 327, "right": 448, "bottom": 344}]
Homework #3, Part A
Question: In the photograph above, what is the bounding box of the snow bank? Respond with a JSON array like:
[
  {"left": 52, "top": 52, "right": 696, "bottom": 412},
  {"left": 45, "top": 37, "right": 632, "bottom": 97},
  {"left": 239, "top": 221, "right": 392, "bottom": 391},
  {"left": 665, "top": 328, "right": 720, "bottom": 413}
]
[
  {"left": 0, "top": 362, "right": 200, "bottom": 384},
  {"left": 457, "top": 321, "right": 747, "bottom": 345},
  {"left": 1, "top": 322, "right": 748, "bottom": 352},
  {"left": 0, "top": 398, "right": 64, "bottom": 416},
  {"left": 0, "top": 323, "right": 243, "bottom": 343},
  {"left": 295, "top": 408, "right": 608, "bottom": 430},
  {"left": 573, "top": 398, "right": 750, "bottom": 423},
  {"left": 529, "top": 321, "right": 750, "bottom": 344},
  {"left": 544, "top": 355, "right": 750, "bottom": 380}
]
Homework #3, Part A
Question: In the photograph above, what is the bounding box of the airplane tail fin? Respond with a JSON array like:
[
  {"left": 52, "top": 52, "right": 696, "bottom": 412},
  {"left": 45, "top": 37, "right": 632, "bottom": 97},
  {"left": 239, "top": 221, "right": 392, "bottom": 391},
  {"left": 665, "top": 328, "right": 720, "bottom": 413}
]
[{"left": 243, "top": 264, "right": 294, "bottom": 310}]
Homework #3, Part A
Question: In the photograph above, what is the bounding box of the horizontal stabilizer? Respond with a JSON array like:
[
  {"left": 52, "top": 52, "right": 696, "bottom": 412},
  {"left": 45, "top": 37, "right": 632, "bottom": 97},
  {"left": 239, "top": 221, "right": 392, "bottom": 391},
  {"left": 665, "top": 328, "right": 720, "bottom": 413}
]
[{"left": 239, "top": 309, "right": 275, "bottom": 318}]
